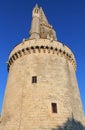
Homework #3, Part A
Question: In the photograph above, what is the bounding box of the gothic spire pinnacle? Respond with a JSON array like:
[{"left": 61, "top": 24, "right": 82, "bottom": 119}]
[
  {"left": 29, "top": 5, "right": 57, "bottom": 40},
  {"left": 35, "top": 3, "right": 38, "bottom": 8},
  {"left": 40, "top": 7, "right": 48, "bottom": 24}
]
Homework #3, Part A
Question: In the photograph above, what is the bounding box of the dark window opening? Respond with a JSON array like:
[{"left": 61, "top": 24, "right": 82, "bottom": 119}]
[
  {"left": 51, "top": 103, "right": 57, "bottom": 113},
  {"left": 32, "top": 76, "right": 37, "bottom": 83}
]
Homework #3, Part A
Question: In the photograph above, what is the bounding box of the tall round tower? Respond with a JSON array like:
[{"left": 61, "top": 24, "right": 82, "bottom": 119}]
[{"left": 1, "top": 4, "right": 85, "bottom": 130}]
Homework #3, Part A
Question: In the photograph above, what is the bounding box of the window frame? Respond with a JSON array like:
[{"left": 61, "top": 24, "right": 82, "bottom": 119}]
[
  {"left": 51, "top": 103, "right": 57, "bottom": 113},
  {"left": 32, "top": 76, "right": 37, "bottom": 83}
]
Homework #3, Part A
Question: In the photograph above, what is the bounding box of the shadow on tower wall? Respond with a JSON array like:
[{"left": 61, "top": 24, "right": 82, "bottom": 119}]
[{"left": 56, "top": 118, "right": 85, "bottom": 130}]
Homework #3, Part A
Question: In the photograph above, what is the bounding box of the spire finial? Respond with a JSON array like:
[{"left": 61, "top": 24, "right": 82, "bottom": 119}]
[{"left": 35, "top": 3, "right": 38, "bottom": 8}]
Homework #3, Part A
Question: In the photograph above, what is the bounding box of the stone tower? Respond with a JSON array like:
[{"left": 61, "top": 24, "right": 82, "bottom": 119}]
[{"left": 0, "top": 4, "right": 85, "bottom": 130}]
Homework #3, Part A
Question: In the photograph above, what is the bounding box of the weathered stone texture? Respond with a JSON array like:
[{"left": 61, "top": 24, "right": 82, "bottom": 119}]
[
  {"left": 0, "top": 4, "right": 85, "bottom": 130},
  {"left": 0, "top": 38, "right": 84, "bottom": 130}
]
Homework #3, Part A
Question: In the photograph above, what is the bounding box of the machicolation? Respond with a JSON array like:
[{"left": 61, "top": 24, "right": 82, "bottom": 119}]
[{"left": 8, "top": 39, "right": 76, "bottom": 71}]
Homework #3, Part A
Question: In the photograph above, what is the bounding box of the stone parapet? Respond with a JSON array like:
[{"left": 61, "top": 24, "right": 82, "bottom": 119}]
[{"left": 8, "top": 39, "right": 76, "bottom": 71}]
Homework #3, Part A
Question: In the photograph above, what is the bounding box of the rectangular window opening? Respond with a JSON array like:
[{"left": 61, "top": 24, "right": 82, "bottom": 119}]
[
  {"left": 51, "top": 103, "right": 57, "bottom": 113},
  {"left": 32, "top": 76, "right": 37, "bottom": 83}
]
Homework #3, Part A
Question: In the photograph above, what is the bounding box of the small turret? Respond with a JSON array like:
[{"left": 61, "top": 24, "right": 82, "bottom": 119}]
[
  {"left": 30, "top": 4, "right": 57, "bottom": 40},
  {"left": 32, "top": 4, "right": 40, "bottom": 18},
  {"left": 30, "top": 4, "right": 40, "bottom": 39}
]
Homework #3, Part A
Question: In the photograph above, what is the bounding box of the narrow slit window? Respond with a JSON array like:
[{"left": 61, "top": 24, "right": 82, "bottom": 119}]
[
  {"left": 51, "top": 103, "right": 57, "bottom": 113},
  {"left": 32, "top": 76, "right": 37, "bottom": 83}
]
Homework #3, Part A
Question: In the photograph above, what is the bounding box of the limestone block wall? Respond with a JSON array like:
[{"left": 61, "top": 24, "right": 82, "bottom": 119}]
[
  {"left": 1, "top": 39, "right": 84, "bottom": 130},
  {"left": 8, "top": 39, "right": 76, "bottom": 71}
]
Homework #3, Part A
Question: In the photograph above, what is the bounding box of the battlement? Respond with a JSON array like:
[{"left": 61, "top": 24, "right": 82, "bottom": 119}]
[{"left": 7, "top": 39, "right": 76, "bottom": 71}]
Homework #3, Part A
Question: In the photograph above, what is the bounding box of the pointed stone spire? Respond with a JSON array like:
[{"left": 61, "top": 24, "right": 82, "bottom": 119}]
[
  {"left": 35, "top": 3, "right": 38, "bottom": 8},
  {"left": 40, "top": 7, "right": 48, "bottom": 24},
  {"left": 29, "top": 4, "right": 57, "bottom": 40},
  {"left": 29, "top": 4, "right": 40, "bottom": 39}
]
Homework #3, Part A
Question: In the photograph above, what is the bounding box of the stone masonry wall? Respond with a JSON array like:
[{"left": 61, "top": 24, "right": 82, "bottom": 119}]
[{"left": 0, "top": 39, "right": 84, "bottom": 130}]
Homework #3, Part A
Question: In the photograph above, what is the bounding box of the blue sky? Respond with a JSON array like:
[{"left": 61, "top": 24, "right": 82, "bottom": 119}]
[{"left": 0, "top": 0, "right": 85, "bottom": 115}]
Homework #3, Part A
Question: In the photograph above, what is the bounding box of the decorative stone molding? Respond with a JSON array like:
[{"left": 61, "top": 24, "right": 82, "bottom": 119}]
[{"left": 7, "top": 45, "right": 76, "bottom": 71}]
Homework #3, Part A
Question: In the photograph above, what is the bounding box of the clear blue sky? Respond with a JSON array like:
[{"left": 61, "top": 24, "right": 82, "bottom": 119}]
[{"left": 0, "top": 0, "right": 85, "bottom": 115}]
